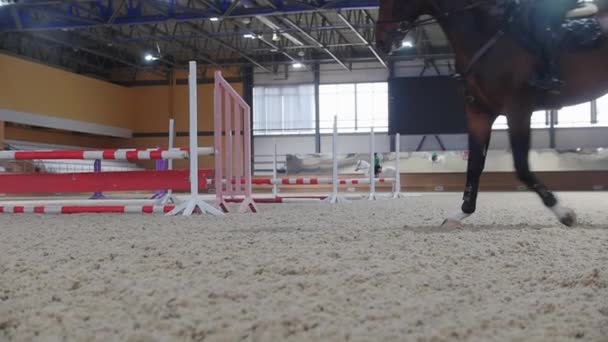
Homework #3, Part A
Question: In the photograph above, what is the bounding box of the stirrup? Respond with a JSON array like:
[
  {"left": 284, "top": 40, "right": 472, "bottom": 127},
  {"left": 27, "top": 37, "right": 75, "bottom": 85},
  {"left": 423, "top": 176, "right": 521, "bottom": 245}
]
[{"left": 529, "top": 76, "right": 563, "bottom": 94}]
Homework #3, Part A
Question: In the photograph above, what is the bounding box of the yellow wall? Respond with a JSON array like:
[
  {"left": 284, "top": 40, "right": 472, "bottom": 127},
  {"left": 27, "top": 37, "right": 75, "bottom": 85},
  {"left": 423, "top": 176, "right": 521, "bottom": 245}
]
[
  {"left": 130, "top": 82, "right": 243, "bottom": 133},
  {"left": 1, "top": 53, "right": 245, "bottom": 171},
  {"left": 0, "top": 53, "right": 134, "bottom": 129},
  {"left": 129, "top": 81, "right": 244, "bottom": 170},
  {"left": 5, "top": 125, "right": 125, "bottom": 149}
]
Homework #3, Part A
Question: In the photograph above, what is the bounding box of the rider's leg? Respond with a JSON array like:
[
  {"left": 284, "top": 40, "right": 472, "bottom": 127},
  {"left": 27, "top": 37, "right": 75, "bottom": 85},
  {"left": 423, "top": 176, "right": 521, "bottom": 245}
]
[{"left": 529, "top": 0, "right": 577, "bottom": 93}]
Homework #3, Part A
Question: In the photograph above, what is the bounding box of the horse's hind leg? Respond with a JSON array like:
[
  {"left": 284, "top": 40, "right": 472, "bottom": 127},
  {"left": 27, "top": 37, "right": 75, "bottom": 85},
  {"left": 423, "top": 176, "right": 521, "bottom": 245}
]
[
  {"left": 442, "top": 106, "right": 496, "bottom": 228},
  {"left": 507, "top": 112, "right": 577, "bottom": 226}
]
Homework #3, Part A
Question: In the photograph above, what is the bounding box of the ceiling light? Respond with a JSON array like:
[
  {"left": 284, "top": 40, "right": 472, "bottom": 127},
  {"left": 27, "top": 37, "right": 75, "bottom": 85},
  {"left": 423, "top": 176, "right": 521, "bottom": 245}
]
[
  {"left": 292, "top": 62, "right": 303, "bottom": 69},
  {"left": 402, "top": 40, "right": 414, "bottom": 48},
  {"left": 144, "top": 53, "right": 159, "bottom": 62},
  {"left": 243, "top": 33, "right": 256, "bottom": 39},
  {"left": 209, "top": 17, "right": 219, "bottom": 22},
  {"left": 272, "top": 33, "right": 280, "bottom": 41}
]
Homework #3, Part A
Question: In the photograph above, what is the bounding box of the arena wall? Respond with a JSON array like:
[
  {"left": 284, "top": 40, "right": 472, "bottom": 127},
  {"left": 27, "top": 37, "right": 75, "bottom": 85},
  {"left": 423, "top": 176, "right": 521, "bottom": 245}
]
[
  {"left": 0, "top": 53, "right": 243, "bottom": 171},
  {"left": 0, "top": 53, "right": 133, "bottom": 133}
]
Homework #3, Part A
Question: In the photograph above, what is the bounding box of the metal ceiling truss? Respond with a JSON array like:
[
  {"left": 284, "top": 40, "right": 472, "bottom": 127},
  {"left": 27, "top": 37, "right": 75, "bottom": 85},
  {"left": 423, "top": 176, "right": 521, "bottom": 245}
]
[
  {"left": 0, "top": 0, "right": 380, "bottom": 32},
  {"left": 0, "top": 0, "right": 452, "bottom": 83}
]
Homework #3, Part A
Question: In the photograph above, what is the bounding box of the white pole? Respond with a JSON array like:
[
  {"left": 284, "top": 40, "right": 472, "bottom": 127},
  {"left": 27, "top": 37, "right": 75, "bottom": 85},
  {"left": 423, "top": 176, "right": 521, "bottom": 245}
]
[
  {"left": 272, "top": 139, "right": 278, "bottom": 198},
  {"left": 369, "top": 127, "right": 376, "bottom": 200},
  {"left": 393, "top": 133, "right": 402, "bottom": 198},
  {"left": 161, "top": 118, "right": 176, "bottom": 204},
  {"left": 188, "top": 62, "right": 199, "bottom": 201},
  {"left": 168, "top": 61, "right": 223, "bottom": 216},
  {"left": 331, "top": 116, "right": 339, "bottom": 200},
  {"left": 168, "top": 118, "right": 175, "bottom": 170},
  {"left": 324, "top": 115, "right": 346, "bottom": 203}
]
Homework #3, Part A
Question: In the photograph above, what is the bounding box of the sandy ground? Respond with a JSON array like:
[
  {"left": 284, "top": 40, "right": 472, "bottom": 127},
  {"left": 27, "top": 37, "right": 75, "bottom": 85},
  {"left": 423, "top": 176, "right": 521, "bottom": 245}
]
[{"left": 1, "top": 192, "right": 607, "bottom": 342}]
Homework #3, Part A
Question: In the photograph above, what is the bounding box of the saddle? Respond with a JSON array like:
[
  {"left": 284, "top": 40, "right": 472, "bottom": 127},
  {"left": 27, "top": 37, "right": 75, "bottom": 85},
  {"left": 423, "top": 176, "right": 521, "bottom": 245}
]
[
  {"left": 565, "top": 3, "right": 598, "bottom": 19},
  {"left": 509, "top": 2, "right": 605, "bottom": 53}
]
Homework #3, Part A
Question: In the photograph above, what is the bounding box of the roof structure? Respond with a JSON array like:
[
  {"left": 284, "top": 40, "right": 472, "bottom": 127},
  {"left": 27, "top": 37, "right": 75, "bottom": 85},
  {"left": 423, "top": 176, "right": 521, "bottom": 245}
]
[{"left": 0, "top": 0, "right": 452, "bottom": 82}]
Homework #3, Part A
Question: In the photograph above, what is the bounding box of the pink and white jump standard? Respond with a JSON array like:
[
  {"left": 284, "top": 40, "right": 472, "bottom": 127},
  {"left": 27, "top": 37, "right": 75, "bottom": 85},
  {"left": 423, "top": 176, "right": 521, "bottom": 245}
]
[
  {"left": 168, "top": 62, "right": 256, "bottom": 215},
  {"left": 213, "top": 69, "right": 257, "bottom": 214}
]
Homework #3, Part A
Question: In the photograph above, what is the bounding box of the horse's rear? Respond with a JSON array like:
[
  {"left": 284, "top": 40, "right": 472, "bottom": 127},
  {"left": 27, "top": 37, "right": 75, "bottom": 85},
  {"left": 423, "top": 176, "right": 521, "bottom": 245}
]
[
  {"left": 597, "top": 0, "right": 608, "bottom": 12},
  {"left": 556, "top": 2, "right": 608, "bottom": 107},
  {"left": 598, "top": 0, "right": 608, "bottom": 31}
]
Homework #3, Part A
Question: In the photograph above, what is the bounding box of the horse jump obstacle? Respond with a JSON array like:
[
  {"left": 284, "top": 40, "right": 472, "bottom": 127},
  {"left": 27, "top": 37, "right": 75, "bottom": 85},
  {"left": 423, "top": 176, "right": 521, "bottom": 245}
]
[
  {"left": 213, "top": 69, "right": 256, "bottom": 213},
  {"left": 0, "top": 147, "right": 213, "bottom": 161},
  {"left": 0, "top": 61, "right": 254, "bottom": 215},
  {"left": 254, "top": 116, "right": 402, "bottom": 202},
  {"left": 0, "top": 205, "right": 176, "bottom": 214}
]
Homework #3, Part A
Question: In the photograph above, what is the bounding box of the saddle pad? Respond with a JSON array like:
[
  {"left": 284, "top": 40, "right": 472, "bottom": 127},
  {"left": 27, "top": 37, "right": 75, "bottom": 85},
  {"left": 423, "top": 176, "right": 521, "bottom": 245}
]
[{"left": 561, "top": 18, "right": 605, "bottom": 50}]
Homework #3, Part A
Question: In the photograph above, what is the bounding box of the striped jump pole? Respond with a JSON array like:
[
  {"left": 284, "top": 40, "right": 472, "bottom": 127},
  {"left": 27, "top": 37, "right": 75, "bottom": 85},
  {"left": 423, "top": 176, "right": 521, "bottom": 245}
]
[
  {"left": 207, "top": 177, "right": 395, "bottom": 186},
  {"left": 0, "top": 205, "right": 176, "bottom": 214},
  {"left": 0, "top": 147, "right": 214, "bottom": 161},
  {"left": 0, "top": 169, "right": 212, "bottom": 195}
]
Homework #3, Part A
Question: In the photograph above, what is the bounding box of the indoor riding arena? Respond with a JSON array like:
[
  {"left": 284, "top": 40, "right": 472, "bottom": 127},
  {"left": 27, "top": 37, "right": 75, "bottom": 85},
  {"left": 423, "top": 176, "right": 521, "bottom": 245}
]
[{"left": 1, "top": 1, "right": 607, "bottom": 341}]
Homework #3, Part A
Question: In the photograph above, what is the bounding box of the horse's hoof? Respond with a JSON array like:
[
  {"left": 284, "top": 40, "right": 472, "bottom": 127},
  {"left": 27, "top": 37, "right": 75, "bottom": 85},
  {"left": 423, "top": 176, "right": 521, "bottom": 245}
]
[
  {"left": 559, "top": 209, "right": 577, "bottom": 227},
  {"left": 552, "top": 205, "right": 577, "bottom": 227},
  {"left": 441, "top": 218, "right": 464, "bottom": 229}
]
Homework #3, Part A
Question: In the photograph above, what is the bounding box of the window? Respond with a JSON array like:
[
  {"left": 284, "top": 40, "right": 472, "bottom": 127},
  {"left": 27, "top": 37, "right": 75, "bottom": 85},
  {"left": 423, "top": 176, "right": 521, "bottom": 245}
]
[
  {"left": 253, "top": 85, "right": 315, "bottom": 135},
  {"left": 356, "top": 83, "right": 389, "bottom": 132},
  {"left": 492, "top": 111, "right": 548, "bottom": 130},
  {"left": 319, "top": 84, "right": 356, "bottom": 132},
  {"left": 596, "top": 94, "right": 608, "bottom": 126},
  {"left": 557, "top": 102, "right": 591, "bottom": 127},
  {"left": 320, "top": 82, "right": 388, "bottom": 133},
  {"left": 254, "top": 82, "right": 389, "bottom": 135}
]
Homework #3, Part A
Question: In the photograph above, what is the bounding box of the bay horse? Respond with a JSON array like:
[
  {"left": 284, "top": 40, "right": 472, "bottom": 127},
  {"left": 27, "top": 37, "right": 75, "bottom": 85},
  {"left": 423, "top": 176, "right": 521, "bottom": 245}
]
[{"left": 375, "top": 0, "right": 608, "bottom": 228}]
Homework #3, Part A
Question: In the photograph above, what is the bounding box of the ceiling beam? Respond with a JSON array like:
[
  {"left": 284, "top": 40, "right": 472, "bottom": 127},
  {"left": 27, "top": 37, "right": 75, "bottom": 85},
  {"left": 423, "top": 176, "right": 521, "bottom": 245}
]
[
  {"left": 184, "top": 21, "right": 272, "bottom": 72},
  {"left": 336, "top": 10, "right": 386, "bottom": 68},
  {"left": 0, "top": 1, "right": 379, "bottom": 32},
  {"left": 281, "top": 16, "right": 349, "bottom": 71},
  {"left": 29, "top": 31, "right": 167, "bottom": 77}
]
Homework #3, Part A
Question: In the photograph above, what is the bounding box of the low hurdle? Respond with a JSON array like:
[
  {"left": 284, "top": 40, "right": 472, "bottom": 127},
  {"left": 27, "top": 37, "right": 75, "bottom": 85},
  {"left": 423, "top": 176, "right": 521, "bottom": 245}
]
[
  {"left": 0, "top": 205, "right": 177, "bottom": 214},
  {"left": 251, "top": 116, "right": 401, "bottom": 202},
  {"left": 0, "top": 147, "right": 213, "bottom": 161},
  {"left": 0, "top": 61, "right": 254, "bottom": 215}
]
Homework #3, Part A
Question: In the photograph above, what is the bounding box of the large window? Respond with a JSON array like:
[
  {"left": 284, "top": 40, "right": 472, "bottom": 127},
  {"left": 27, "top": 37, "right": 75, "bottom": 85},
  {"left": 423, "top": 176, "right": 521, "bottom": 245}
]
[
  {"left": 597, "top": 94, "right": 608, "bottom": 126},
  {"left": 320, "top": 82, "right": 388, "bottom": 133},
  {"left": 319, "top": 84, "right": 356, "bottom": 131},
  {"left": 556, "top": 102, "right": 591, "bottom": 127},
  {"left": 253, "top": 82, "right": 388, "bottom": 135},
  {"left": 356, "top": 83, "right": 389, "bottom": 131},
  {"left": 253, "top": 85, "right": 315, "bottom": 135}
]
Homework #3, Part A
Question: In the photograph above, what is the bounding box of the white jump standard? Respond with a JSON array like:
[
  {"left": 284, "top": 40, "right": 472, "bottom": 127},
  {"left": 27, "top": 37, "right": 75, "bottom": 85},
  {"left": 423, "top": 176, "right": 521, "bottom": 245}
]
[{"left": 168, "top": 61, "right": 224, "bottom": 216}]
